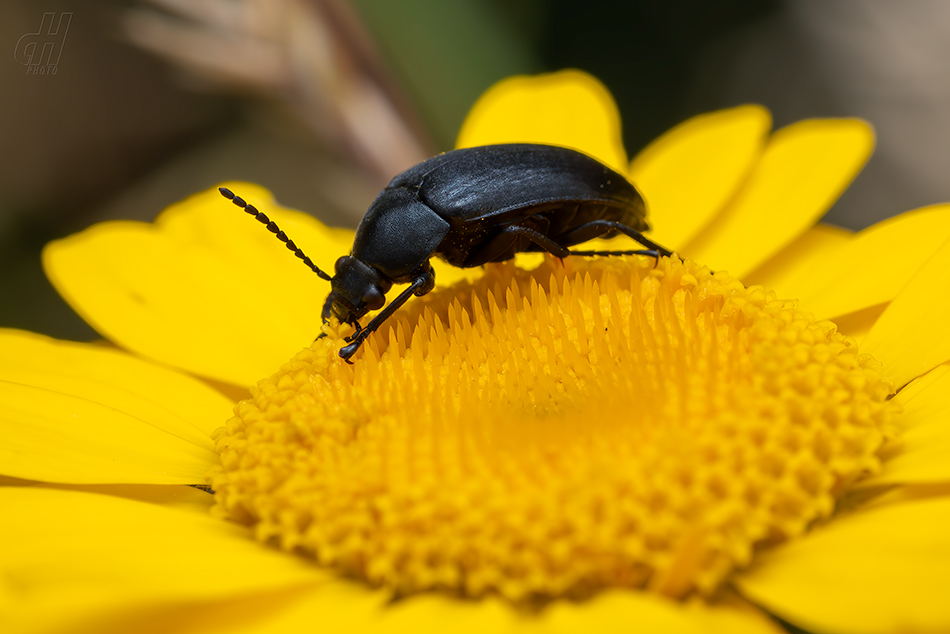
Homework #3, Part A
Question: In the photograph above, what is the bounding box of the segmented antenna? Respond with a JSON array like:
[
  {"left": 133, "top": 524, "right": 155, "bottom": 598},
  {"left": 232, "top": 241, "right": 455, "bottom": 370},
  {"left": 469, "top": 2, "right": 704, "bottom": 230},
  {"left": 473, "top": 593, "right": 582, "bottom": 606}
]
[{"left": 218, "top": 187, "right": 332, "bottom": 282}]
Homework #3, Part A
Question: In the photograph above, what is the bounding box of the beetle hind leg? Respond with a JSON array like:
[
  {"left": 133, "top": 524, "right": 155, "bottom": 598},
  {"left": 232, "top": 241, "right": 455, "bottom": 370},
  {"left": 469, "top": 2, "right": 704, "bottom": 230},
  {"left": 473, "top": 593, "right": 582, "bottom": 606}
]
[
  {"left": 558, "top": 220, "right": 674, "bottom": 258},
  {"left": 570, "top": 248, "right": 660, "bottom": 258},
  {"left": 462, "top": 225, "right": 571, "bottom": 267},
  {"left": 569, "top": 247, "right": 664, "bottom": 268}
]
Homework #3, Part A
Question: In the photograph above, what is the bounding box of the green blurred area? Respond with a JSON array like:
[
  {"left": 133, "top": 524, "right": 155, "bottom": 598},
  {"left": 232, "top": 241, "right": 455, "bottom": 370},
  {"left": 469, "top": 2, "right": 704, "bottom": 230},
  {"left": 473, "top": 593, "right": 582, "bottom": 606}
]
[{"left": 350, "top": 0, "right": 542, "bottom": 150}]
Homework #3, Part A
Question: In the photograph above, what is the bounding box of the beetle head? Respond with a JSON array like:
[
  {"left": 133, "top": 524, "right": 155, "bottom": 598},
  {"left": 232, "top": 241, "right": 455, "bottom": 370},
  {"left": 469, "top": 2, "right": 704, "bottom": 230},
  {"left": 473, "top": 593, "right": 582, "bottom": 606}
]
[{"left": 322, "top": 256, "right": 392, "bottom": 325}]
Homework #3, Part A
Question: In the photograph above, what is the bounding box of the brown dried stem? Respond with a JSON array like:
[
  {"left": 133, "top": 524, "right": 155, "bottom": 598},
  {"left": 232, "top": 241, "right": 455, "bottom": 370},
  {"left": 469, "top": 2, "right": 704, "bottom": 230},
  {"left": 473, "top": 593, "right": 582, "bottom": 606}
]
[{"left": 124, "top": 0, "right": 434, "bottom": 183}]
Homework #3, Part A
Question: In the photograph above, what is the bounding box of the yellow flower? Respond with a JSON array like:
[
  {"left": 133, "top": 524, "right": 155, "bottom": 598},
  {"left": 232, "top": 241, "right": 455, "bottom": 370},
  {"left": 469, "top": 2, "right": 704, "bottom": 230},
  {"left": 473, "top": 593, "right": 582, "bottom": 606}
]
[{"left": 5, "top": 69, "right": 950, "bottom": 633}]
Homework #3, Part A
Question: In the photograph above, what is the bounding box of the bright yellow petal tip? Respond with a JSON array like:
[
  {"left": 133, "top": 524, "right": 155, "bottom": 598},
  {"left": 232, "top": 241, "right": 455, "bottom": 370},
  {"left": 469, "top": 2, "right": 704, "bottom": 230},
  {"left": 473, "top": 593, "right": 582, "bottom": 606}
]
[
  {"left": 684, "top": 117, "right": 875, "bottom": 278},
  {"left": 735, "top": 497, "right": 950, "bottom": 634},
  {"left": 41, "top": 183, "right": 351, "bottom": 387},
  {"left": 863, "top": 235, "right": 950, "bottom": 387},
  {"left": 630, "top": 104, "right": 771, "bottom": 251},
  {"left": 455, "top": 69, "right": 628, "bottom": 173},
  {"left": 210, "top": 256, "right": 895, "bottom": 604}
]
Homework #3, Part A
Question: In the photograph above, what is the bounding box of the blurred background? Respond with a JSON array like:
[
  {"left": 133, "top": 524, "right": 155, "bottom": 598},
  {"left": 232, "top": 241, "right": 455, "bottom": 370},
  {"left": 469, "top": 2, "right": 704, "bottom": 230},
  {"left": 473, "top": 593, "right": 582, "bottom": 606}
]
[{"left": 3, "top": 0, "right": 950, "bottom": 341}]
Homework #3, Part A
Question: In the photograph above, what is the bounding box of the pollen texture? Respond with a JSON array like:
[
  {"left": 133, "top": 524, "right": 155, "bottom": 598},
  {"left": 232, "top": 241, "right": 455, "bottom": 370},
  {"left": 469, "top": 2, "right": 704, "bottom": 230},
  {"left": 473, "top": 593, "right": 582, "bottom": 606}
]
[{"left": 209, "top": 256, "right": 894, "bottom": 601}]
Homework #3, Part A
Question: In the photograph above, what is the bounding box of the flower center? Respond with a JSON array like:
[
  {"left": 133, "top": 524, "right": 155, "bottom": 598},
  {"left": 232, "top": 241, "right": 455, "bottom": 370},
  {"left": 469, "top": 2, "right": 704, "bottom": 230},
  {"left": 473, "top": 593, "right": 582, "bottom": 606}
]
[{"left": 209, "top": 256, "right": 894, "bottom": 602}]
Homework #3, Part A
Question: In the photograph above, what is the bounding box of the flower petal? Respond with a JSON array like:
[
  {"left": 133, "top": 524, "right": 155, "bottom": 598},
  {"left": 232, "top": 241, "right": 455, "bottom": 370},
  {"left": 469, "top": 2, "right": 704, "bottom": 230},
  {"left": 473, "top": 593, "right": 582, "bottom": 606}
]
[
  {"left": 791, "top": 204, "right": 950, "bottom": 319},
  {"left": 0, "top": 329, "right": 227, "bottom": 484},
  {"left": 0, "top": 475, "right": 216, "bottom": 514},
  {"left": 744, "top": 224, "right": 852, "bottom": 297},
  {"left": 863, "top": 236, "right": 950, "bottom": 387},
  {"left": 0, "top": 487, "right": 324, "bottom": 634},
  {"left": 682, "top": 119, "right": 874, "bottom": 279},
  {"left": 860, "top": 362, "right": 950, "bottom": 486},
  {"left": 364, "top": 594, "right": 522, "bottom": 634},
  {"left": 455, "top": 70, "right": 628, "bottom": 173},
  {"left": 827, "top": 304, "right": 886, "bottom": 344},
  {"left": 734, "top": 497, "right": 950, "bottom": 634},
  {"left": 539, "top": 591, "right": 786, "bottom": 634},
  {"left": 43, "top": 184, "right": 350, "bottom": 387},
  {"left": 50, "top": 582, "right": 506, "bottom": 634},
  {"left": 46, "top": 584, "right": 386, "bottom": 634},
  {"left": 862, "top": 482, "right": 950, "bottom": 510},
  {"left": 629, "top": 105, "right": 771, "bottom": 251},
  {"left": 107, "top": 585, "right": 784, "bottom": 634}
]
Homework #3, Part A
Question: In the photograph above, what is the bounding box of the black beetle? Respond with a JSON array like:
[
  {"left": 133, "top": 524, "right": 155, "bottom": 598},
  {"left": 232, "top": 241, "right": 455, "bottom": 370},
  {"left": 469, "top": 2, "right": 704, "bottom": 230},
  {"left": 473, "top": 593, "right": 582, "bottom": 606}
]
[{"left": 220, "top": 143, "right": 673, "bottom": 361}]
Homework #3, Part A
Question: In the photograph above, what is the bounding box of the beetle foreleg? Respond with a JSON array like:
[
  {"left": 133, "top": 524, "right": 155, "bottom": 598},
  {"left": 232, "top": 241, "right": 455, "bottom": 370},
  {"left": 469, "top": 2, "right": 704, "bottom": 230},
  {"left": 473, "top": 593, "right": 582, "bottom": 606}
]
[
  {"left": 343, "top": 321, "right": 364, "bottom": 343},
  {"left": 338, "top": 271, "right": 435, "bottom": 362}
]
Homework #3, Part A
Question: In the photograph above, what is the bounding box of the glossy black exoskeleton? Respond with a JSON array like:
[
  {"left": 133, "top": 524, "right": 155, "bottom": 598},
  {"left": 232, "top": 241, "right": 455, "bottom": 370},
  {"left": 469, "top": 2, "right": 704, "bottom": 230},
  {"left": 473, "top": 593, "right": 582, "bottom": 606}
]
[{"left": 220, "top": 143, "right": 673, "bottom": 362}]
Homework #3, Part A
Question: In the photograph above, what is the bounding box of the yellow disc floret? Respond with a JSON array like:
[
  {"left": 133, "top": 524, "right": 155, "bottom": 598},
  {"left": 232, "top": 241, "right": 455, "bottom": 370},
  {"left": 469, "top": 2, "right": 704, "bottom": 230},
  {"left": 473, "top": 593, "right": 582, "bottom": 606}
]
[{"left": 209, "top": 256, "right": 894, "bottom": 602}]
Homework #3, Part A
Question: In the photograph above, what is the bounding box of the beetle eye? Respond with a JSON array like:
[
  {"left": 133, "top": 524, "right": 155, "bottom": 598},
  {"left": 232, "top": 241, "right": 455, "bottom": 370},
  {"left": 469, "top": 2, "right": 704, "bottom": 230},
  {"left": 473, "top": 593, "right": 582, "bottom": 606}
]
[
  {"left": 362, "top": 287, "right": 385, "bottom": 311},
  {"left": 334, "top": 256, "right": 349, "bottom": 275}
]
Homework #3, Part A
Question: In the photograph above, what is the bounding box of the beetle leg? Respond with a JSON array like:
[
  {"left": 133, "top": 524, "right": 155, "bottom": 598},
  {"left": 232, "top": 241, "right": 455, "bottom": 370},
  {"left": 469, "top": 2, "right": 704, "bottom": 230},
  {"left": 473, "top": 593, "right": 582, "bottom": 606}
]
[
  {"left": 570, "top": 248, "right": 663, "bottom": 268},
  {"left": 339, "top": 271, "right": 435, "bottom": 362},
  {"left": 557, "top": 220, "right": 675, "bottom": 259},
  {"left": 463, "top": 225, "right": 571, "bottom": 266},
  {"left": 571, "top": 248, "right": 660, "bottom": 258},
  {"left": 343, "top": 321, "right": 364, "bottom": 343},
  {"left": 507, "top": 226, "right": 572, "bottom": 257}
]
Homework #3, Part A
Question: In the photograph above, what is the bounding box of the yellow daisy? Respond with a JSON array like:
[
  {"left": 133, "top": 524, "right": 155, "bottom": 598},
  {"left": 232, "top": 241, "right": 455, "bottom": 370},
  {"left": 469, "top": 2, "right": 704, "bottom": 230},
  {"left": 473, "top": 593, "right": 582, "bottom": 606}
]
[{"left": 4, "top": 69, "right": 950, "bottom": 634}]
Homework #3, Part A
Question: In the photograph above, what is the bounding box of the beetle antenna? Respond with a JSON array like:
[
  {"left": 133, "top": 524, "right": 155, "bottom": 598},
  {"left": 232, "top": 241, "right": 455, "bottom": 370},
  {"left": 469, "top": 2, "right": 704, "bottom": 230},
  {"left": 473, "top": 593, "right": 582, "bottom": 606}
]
[{"left": 218, "top": 187, "right": 332, "bottom": 282}]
